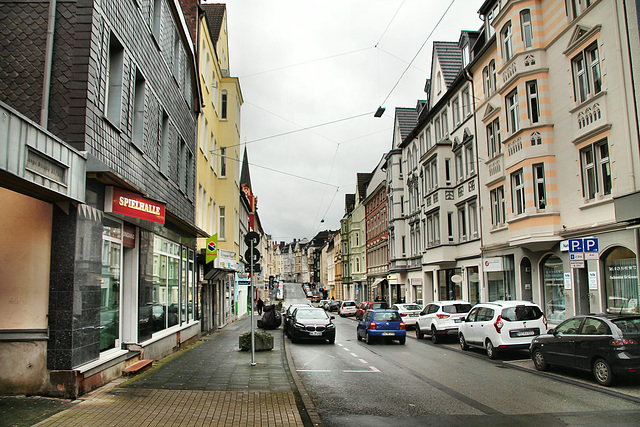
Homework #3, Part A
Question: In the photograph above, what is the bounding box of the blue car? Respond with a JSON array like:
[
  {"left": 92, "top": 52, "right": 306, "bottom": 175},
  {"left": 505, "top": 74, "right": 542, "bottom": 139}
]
[{"left": 357, "top": 309, "right": 406, "bottom": 344}]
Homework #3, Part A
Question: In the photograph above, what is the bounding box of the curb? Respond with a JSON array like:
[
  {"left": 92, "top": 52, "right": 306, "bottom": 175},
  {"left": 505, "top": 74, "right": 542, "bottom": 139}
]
[{"left": 283, "top": 328, "right": 324, "bottom": 426}]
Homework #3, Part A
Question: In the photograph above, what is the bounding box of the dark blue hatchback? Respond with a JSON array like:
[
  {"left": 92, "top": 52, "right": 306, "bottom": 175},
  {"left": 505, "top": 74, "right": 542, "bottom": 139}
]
[{"left": 357, "top": 309, "right": 406, "bottom": 344}]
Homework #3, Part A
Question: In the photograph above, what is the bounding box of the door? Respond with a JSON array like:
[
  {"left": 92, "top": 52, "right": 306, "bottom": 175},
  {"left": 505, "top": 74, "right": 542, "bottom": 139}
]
[
  {"left": 520, "top": 257, "right": 532, "bottom": 301},
  {"left": 461, "top": 306, "right": 480, "bottom": 343},
  {"left": 545, "top": 317, "right": 583, "bottom": 367}
]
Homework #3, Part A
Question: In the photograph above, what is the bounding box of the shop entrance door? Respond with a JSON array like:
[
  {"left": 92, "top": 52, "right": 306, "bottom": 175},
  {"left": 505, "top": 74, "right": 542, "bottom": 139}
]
[{"left": 574, "top": 268, "right": 591, "bottom": 315}]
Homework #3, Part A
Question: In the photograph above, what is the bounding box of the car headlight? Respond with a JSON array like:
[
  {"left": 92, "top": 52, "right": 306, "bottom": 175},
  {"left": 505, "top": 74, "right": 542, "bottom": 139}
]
[
  {"left": 326, "top": 323, "right": 335, "bottom": 329},
  {"left": 294, "top": 323, "right": 304, "bottom": 329}
]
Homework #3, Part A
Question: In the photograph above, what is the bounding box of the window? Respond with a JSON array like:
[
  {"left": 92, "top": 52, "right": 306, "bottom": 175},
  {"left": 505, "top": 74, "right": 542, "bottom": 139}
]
[
  {"left": 221, "top": 91, "right": 228, "bottom": 120},
  {"left": 452, "top": 97, "right": 460, "bottom": 126},
  {"left": 458, "top": 205, "right": 467, "bottom": 241},
  {"left": 483, "top": 66, "right": 491, "bottom": 97},
  {"left": 426, "top": 157, "right": 438, "bottom": 191},
  {"left": 521, "top": 10, "right": 533, "bottom": 49},
  {"left": 178, "top": 138, "right": 186, "bottom": 193},
  {"left": 445, "top": 158, "right": 452, "bottom": 185},
  {"left": 132, "top": 69, "right": 145, "bottom": 149},
  {"left": 219, "top": 147, "right": 227, "bottom": 177},
  {"left": 435, "top": 117, "right": 442, "bottom": 141},
  {"left": 487, "top": 119, "right": 501, "bottom": 158},
  {"left": 160, "top": 111, "right": 169, "bottom": 175},
  {"left": 502, "top": 22, "right": 513, "bottom": 61},
  {"left": 580, "top": 139, "right": 612, "bottom": 200},
  {"left": 469, "top": 201, "right": 478, "bottom": 238},
  {"left": 490, "top": 186, "right": 506, "bottom": 226},
  {"left": 105, "top": 35, "right": 124, "bottom": 127},
  {"left": 489, "top": 61, "right": 497, "bottom": 92},
  {"left": 533, "top": 163, "right": 546, "bottom": 209},
  {"left": 455, "top": 151, "right": 463, "bottom": 182},
  {"left": 211, "top": 138, "right": 216, "bottom": 170},
  {"left": 462, "top": 88, "right": 471, "bottom": 116},
  {"left": 447, "top": 212, "right": 454, "bottom": 243},
  {"left": 426, "top": 210, "right": 440, "bottom": 247},
  {"left": 526, "top": 81, "right": 540, "bottom": 124},
  {"left": 511, "top": 169, "right": 525, "bottom": 215},
  {"left": 425, "top": 127, "right": 432, "bottom": 150},
  {"left": 465, "top": 144, "right": 475, "bottom": 175},
  {"left": 572, "top": 43, "right": 602, "bottom": 103},
  {"left": 173, "top": 29, "right": 181, "bottom": 80},
  {"left": 152, "top": 0, "right": 162, "bottom": 41},
  {"left": 219, "top": 206, "right": 226, "bottom": 240},
  {"left": 506, "top": 89, "right": 519, "bottom": 133},
  {"left": 486, "top": 3, "right": 500, "bottom": 38}
]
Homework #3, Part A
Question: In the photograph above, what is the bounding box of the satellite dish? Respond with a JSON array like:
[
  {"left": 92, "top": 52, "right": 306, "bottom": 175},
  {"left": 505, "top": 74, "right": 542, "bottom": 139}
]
[{"left": 451, "top": 274, "right": 463, "bottom": 283}]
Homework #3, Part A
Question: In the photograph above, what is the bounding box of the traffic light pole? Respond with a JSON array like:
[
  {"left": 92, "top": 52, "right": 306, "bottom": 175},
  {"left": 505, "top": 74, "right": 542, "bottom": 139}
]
[{"left": 250, "top": 238, "right": 256, "bottom": 366}]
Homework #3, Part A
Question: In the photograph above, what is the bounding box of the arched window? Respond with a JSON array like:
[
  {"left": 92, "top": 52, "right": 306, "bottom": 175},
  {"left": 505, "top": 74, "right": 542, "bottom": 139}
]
[{"left": 603, "top": 247, "right": 639, "bottom": 314}]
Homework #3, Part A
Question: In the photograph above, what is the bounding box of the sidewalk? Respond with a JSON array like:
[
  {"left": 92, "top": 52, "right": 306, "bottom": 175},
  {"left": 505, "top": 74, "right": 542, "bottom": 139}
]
[{"left": 0, "top": 314, "right": 318, "bottom": 426}]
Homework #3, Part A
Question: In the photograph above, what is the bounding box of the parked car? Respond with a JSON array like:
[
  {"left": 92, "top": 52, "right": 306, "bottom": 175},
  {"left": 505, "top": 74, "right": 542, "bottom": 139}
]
[
  {"left": 318, "top": 300, "right": 331, "bottom": 309},
  {"left": 458, "top": 301, "right": 547, "bottom": 359},
  {"left": 283, "top": 303, "right": 312, "bottom": 337},
  {"left": 339, "top": 300, "right": 357, "bottom": 317},
  {"left": 357, "top": 309, "right": 406, "bottom": 344},
  {"left": 328, "top": 300, "right": 341, "bottom": 312},
  {"left": 289, "top": 307, "right": 336, "bottom": 344},
  {"left": 530, "top": 314, "right": 640, "bottom": 386},
  {"left": 392, "top": 303, "right": 422, "bottom": 329},
  {"left": 415, "top": 301, "right": 472, "bottom": 343},
  {"left": 355, "top": 301, "right": 389, "bottom": 320}
]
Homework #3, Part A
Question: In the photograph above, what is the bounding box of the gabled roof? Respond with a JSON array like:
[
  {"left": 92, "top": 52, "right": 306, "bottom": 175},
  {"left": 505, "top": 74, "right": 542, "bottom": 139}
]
[
  {"left": 345, "top": 194, "right": 356, "bottom": 215},
  {"left": 356, "top": 173, "right": 372, "bottom": 202},
  {"left": 240, "top": 147, "right": 252, "bottom": 190},
  {"left": 201, "top": 3, "right": 226, "bottom": 54},
  {"left": 395, "top": 107, "right": 419, "bottom": 143},
  {"left": 433, "top": 41, "right": 463, "bottom": 89}
]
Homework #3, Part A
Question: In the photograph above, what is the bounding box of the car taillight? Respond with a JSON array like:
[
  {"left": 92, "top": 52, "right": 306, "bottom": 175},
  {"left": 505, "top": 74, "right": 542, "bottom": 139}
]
[
  {"left": 436, "top": 313, "right": 450, "bottom": 319},
  {"left": 400, "top": 313, "right": 407, "bottom": 317},
  {"left": 400, "top": 322, "right": 406, "bottom": 330},
  {"left": 610, "top": 338, "right": 638, "bottom": 347},
  {"left": 369, "top": 322, "right": 376, "bottom": 329},
  {"left": 494, "top": 315, "right": 504, "bottom": 333},
  {"left": 542, "top": 315, "right": 547, "bottom": 327}
]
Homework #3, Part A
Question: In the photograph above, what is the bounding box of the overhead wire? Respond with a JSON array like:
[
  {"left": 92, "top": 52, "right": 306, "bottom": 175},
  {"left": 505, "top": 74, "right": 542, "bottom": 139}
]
[{"left": 374, "top": 0, "right": 407, "bottom": 48}]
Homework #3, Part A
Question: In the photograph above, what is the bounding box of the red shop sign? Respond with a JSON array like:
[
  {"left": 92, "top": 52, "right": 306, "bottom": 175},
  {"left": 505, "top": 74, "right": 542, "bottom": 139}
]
[{"left": 105, "top": 187, "right": 165, "bottom": 225}]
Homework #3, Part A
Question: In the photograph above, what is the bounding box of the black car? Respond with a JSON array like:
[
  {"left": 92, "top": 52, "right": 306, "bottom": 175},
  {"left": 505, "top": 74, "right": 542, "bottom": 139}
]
[
  {"left": 328, "top": 300, "right": 341, "bottom": 312},
  {"left": 530, "top": 314, "right": 640, "bottom": 386},
  {"left": 289, "top": 307, "right": 336, "bottom": 344},
  {"left": 283, "top": 303, "right": 311, "bottom": 337}
]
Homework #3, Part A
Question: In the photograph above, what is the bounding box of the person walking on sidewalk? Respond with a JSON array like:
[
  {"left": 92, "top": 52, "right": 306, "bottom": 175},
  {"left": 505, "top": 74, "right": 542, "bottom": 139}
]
[{"left": 256, "top": 297, "right": 264, "bottom": 315}]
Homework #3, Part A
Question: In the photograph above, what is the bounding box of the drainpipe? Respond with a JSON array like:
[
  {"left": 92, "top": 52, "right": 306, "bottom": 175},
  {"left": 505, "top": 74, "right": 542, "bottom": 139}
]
[
  {"left": 621, "top": 0, "right": 640, "bottom": 190},
  {"left": 40, "top": 0, "right": 57, "bottom": 129}
]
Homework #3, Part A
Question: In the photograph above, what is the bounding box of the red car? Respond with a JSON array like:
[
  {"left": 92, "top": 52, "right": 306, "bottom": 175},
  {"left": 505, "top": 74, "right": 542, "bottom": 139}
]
[{"left": 355, "top": 301, "right": 389, "bottom": 320}]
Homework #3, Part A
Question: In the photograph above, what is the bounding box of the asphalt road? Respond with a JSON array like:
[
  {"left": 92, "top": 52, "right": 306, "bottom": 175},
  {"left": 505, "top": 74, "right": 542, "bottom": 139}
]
[{"left": 283, "top": 283, "right": 640, "bottom": 426}]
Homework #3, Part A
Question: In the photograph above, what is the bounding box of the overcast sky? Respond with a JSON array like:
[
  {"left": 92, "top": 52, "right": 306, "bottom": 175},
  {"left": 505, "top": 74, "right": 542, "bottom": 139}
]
[{"left": 211, "top": 0, "right": 484, "bottom": 242}]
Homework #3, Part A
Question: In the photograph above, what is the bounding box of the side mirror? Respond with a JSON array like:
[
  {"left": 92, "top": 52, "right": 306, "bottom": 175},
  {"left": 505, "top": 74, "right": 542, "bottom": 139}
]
[
  {"left": 330, "top": 316, "right": 335, "bottom": 320},
  {"left": 548, "top": 328, "right": 556, "bottom": 335}
]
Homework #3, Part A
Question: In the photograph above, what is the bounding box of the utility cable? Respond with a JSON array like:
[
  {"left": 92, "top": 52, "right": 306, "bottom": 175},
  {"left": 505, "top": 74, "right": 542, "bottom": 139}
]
[
  {"left": 375, "top": 0, "right": 407, "bottom": 48},
  {"left": 379, "top": 0, "right": 457, "bottom": 107}
]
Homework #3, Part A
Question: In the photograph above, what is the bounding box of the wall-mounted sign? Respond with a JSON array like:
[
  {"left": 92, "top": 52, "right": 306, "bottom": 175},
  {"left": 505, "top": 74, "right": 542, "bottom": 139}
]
[
  {"left": 105, "top": 187, "right": 165, "bottom": 224},
  {"left": 26, "top": 149, "right": 67, "bottom": 186},
  {"left": 483, "top": 257, "right": 503, "bottom": 272},
  {"left": 564, "top": 272, "right": 572, "bottom": 290}
]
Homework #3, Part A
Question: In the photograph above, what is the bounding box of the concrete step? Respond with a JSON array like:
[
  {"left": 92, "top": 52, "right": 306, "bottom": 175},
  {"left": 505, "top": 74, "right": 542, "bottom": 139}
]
[{"left": 123, "top": 359, "right": 153, "bottom": 376}]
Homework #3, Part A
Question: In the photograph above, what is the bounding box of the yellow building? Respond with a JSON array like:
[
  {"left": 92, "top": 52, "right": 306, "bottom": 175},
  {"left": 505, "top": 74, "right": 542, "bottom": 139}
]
[{"left": 196, "top": 4, "right": 243, "bottom": 331}]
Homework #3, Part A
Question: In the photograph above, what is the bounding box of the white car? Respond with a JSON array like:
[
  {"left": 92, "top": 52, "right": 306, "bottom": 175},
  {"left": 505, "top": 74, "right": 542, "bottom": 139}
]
[
  {"left": 391, "top": 303, "right": 422, "bottom": 328},
  {"left": 458, "top": 300, "right": 548, "bottom": 359},
  {"left": 415, "top": 300, "right": 472, "bottom": 343},
  {"left": 339, "top": 300, "right": 357, "bottom": 317}
]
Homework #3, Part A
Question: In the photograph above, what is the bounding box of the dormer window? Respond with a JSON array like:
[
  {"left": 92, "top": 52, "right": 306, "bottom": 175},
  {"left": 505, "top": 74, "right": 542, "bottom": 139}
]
[{"left": 437, "top": 71, "right": 442, "bottom": 94}]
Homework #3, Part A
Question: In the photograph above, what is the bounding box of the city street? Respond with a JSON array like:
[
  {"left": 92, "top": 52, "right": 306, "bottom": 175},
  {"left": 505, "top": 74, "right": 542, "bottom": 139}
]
[{"left": 283, "top": 283, "right": 640, "bottom": 426}]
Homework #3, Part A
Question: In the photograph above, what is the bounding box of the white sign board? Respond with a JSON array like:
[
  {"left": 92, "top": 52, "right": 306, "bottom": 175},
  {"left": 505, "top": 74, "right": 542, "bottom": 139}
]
[
  {"left": 564, "top": 272, "right": 572, "bottom": 290},
  {"left": 483, "top": 257, "right": 503, "bottom": 272},
  {"left": 589, "top": 271, "right": 598, "bottom": 290}
]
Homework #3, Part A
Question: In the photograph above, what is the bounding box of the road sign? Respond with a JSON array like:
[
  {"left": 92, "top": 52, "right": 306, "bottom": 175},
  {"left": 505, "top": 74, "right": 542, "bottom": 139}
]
[
  {"left": 568, "top": 239, "right": 583, "bottom": 253},
  {"left": 244, "top": 231, "right": 260, "bottom": 247},
  {"left": 245, "top": 248, "right": 260, "bottom": 265},
  {"left": 583, "top": 237, "right": 599, "bottom": 253},
  {"left": 570, "top": 260, "right": 585, "bottom": 269},
  {"left": 585, "top": 252, "right": 599, "bottom": 260},
  {"left": 570, "top": 253, "right": 584, "bottom": 260}
]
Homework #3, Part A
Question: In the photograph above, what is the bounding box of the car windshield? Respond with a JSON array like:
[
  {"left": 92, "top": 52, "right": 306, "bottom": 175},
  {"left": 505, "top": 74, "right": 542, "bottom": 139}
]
[
  {"left": 373, "top": 312, "right": 402, "bottom": 322},
  {"left": 371, "top": 303, "right": 388, "bottom": 309},
  {"left": 501, "top": 305, "right": 542, "bottom": 321},
  {"left": 612, "top": 317, "right": 640, "bottom": 334},
  {"left": 343, "top": 301, "right": 356, "bottom": 307},
  {"left": 442, "top": 304, "right": 472, "bottom": 314},
  {"left": 296, "top": 310, "right": 328, "bottom": 320},
  {"left": 400, "top": 304, "right": 421, "bottom": 311}
]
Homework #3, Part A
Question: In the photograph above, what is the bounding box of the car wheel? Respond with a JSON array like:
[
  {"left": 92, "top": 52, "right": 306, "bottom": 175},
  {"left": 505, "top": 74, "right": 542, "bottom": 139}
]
[
  {"left": 398, "top": 336, "right": 406, "bottom": 345},
  {"left": 593, "top": 358, "right": 614, "bottom": 386},
  {"left": 328, "top": 337, "right": 335, "bottom": 344},
  {"left": 431, "top": 326, "right": 440, "bottom": 344},
  {"left": 486, "top": 340, "right": 498, "bottom": 360},
  {"left": 365, "top": 332, "right": 373, "bottom": 345},
  {"left": 459, "top": 333, "right": 469, "bottom": 351},
  {"left": 415, "top": 325, "right": 424, "bottom": 340},
  {"left": 532, "top": 348, "right": 548, "bottom": 371},
  {"left": 357, "top": 331, "right": 362, "bottom": 341}
]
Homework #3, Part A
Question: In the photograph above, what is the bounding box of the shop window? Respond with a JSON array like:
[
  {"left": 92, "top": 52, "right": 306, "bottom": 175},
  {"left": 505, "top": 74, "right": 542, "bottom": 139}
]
[
  {"left": 543, "top": 255, "right": 565, "bottom": 323},
  {"left": 438, "top": 268, "right": 462, "bottom": 301},
  {"left": 604, "top": 247, "right": 639, "bottom": 314},
  {"left": 101, "top": 217, "right": 122, "bottom": 352},
  {"left": 488, "top": 255, "right": 515, "bottom": 301},
  {"left": 467, "top": 266, "right": 480, "bottom": 306}
]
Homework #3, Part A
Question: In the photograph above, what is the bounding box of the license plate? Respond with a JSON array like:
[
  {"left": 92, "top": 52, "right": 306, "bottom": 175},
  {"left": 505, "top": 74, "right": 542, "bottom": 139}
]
[
  {"left": 382, "top": 332, "right": 395, "bottom": 336},
  {"left": 517, "top": 330, "right": 534, "bottom": 337},
  {"left": 309, "top": 331, "right": 322, "bottom": 336},
  {"left": 410, "top": 314, "right": 418, "bottom": 317},
  {"left": 454, "top": 318, "right": 462, "bottom": 323}
]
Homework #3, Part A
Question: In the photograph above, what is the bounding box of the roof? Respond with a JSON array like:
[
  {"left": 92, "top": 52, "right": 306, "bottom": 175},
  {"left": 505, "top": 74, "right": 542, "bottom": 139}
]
[
  {"left": 201, "top": 3, "right": 226, "bottom": 53},
  {"left": 356, "top": 173, "right": 372, "bottom": 202},
  {"left": 433, "top": 41, "right": 463, "bottom": 89},
  {"left": 240, "top": 147, "right": 252, "bottom": 190},
  {"left": 395, "top": 107, "right": 418, "bottom": 142}
]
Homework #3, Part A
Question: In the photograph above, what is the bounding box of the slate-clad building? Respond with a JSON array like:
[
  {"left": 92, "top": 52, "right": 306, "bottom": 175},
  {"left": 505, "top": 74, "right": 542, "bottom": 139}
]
[{"left": 0, "top": 0, "right": 203, "bottom": 397}]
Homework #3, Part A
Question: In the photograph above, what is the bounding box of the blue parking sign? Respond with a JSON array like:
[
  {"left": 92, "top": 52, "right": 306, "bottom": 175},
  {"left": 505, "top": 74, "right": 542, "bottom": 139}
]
[
  {"left": 568, "top": 239, "right": 583, "bottom": 253},
  {"left": 583, "top": 238, "right": 599, "bottom": 253}
]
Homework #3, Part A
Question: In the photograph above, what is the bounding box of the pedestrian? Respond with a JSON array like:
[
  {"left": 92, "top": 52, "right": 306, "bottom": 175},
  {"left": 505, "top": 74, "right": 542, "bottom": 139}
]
[{"left": 256, "top": 297, "right": 264, "bottom": 315}]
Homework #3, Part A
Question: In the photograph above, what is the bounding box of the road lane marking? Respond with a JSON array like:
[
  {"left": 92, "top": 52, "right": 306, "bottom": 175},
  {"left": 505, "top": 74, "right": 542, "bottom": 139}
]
[
  {"left": 359, "top": 359, "right": 368, "bottom": 364},
  {"left": 350, "top": 352, "right": 358, "bottom": 357},
  {"left": 296, "top": 369, "right": 332, "bottom": 372},
  {"left": 343, "top": 366, "right": 380, "bottom": 373},
  {"left": 343, "top": 347, "right": 350, "bottom": 352}
]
